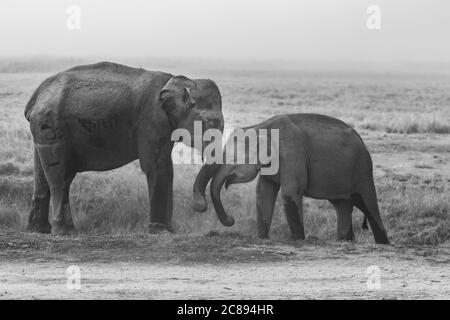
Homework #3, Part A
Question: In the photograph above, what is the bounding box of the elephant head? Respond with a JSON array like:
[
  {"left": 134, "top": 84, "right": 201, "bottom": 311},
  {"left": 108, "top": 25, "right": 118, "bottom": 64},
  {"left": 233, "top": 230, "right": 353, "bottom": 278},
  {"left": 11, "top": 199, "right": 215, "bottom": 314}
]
[
  {"left": 159, "top": 75, "right": 224, "bottom": 152},
  {"left": 194, "top": 126, "right": 279, "bottom": 226}
]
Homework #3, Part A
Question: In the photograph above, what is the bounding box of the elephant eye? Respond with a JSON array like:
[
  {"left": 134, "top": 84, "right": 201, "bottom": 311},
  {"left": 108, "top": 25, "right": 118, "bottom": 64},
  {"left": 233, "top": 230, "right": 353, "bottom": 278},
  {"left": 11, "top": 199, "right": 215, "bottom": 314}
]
[{"left": 207, "top": 118, "right": 220, "bottom": 128}]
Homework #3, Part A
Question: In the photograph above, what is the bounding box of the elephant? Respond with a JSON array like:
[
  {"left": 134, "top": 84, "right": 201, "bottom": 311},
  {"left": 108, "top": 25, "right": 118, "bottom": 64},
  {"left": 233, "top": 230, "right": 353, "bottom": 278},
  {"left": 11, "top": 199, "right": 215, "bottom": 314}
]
[
  {"left": 193, "top": 114, "right": 390, "bottom": 244},
  {"left": 24, "top": 61, "right": 224, "bottom": 235}
]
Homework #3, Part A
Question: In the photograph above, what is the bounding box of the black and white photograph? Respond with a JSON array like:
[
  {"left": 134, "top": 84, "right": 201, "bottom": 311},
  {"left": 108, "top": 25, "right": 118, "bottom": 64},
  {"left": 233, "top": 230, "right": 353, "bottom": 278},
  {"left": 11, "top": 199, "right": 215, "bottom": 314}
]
[{"left": 0, "top": 0, "right": 449, "bottom": 303}]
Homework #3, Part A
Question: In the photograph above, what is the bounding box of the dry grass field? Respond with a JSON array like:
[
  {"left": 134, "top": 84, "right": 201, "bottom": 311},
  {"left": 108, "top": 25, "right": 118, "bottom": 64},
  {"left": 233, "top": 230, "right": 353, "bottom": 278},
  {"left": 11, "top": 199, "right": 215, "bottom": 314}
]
[{"left": 0, "top": 59, "right": 449, "bottom": 299}]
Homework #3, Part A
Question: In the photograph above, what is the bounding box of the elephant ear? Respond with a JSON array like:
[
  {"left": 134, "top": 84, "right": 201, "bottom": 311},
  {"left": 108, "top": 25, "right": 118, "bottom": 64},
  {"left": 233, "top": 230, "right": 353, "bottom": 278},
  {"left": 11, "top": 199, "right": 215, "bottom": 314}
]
[{"left": 159, "top": 76, "right": 195, "bottom": 117}]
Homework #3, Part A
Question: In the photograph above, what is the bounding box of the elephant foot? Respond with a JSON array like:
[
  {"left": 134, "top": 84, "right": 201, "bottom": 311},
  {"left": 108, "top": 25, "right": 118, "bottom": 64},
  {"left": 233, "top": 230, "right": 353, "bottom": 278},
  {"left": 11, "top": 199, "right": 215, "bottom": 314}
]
[
  {"left": 148, "top": 223, "right": 173, "bottom": 234},
  {"left": 374, "top": 236, "right": 390, "bottom": 245},
  {"left": 337, "top": 239, "right": 355, "bottom": 243},
  {"left": 27, "top": 198, "right": 51, "bottom": 234},
  {"left": 257, "top": 230, "right": 270, "bottom": 239},
  {"left": 27, "top": 221, "right": 52, "bottom": 234},
  {"left": 337, "top": 231, "right": 355, "bottom": 242},
  {"left": 289, "top": 233, "right": 305, "bottom": 241},
  {"left": 51, "top": 223, "right": 76, "bottom": 236}
]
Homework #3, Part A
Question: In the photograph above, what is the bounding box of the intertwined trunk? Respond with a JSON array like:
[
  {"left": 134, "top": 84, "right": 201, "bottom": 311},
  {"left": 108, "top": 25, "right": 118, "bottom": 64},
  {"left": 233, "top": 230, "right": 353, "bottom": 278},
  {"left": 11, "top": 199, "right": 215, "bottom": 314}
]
[
  {"left": 192, "top": 163, "right": 220, "bottom": 212},
  {"left": 209, "top": 165, "right": 235, "bottom": 227}
]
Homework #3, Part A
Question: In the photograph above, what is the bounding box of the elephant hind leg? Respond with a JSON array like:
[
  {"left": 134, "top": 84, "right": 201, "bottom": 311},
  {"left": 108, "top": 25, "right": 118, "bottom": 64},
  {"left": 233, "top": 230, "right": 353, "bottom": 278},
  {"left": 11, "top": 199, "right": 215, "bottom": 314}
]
[
  {"left": 329, "top": 199, "right": 354, "bottom": 241},
  {"left": 35, "top": 143, "right": 76, "bottom": 235},
  {"left": 27, "top": 148, "right": 51, "bottom": 233},
  {"left": 281, "top": 193, "right": 305, "bottom": 240},
  {"left": 351, "top": 184, "right": 389, "bottom": 244}
]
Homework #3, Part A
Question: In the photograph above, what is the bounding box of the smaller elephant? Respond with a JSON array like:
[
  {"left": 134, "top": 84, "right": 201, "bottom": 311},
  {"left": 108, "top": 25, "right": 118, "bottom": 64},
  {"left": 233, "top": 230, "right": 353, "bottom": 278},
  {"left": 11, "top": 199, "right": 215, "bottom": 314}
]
[{"left": 193, "top": 114, "right": 390, "bottom": 244}]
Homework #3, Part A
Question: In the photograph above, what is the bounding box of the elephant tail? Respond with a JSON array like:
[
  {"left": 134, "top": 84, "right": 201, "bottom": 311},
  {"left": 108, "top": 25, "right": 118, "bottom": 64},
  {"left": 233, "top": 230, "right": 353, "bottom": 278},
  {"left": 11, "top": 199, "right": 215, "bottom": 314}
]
[{"left": 362, "top": 216, "right": 368, "bottom": 230}]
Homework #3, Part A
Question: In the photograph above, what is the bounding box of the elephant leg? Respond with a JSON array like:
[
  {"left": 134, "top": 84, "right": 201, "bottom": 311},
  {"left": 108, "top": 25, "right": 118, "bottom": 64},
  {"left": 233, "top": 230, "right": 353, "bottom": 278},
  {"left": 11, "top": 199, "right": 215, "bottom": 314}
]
[
  {"left": 60, "top": 171, "right": 76, "bottom": 230},
  {"left": 281, "top": 193, "right": 305, "bottom": 240},
  {"left": 27, "top": 148, "right": 51, "bottom": 233},
  {"left": 139, "top": 148, "right": 174, "bottom": 234},
  {"left": 149, "top": 162, "right": 174, "bottom": 233},
  {"left": 256, "top": 176, "right": 280, "bottom": 238},
  {"left": 351, "top": 183, "right": 390, "bottom": 245},
  {"left": 35, "top": 143, "right": 76, "bottom": 235},
  {"left": 329, "top": 199, "right": 354, "bottom": 241}
]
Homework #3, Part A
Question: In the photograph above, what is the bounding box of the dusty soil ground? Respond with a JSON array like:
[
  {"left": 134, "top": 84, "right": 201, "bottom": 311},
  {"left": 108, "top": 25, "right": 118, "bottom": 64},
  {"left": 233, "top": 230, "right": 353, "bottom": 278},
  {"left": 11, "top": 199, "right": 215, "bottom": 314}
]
[{"left": 0, "top": 229, "right": 448, "bottom": 299}]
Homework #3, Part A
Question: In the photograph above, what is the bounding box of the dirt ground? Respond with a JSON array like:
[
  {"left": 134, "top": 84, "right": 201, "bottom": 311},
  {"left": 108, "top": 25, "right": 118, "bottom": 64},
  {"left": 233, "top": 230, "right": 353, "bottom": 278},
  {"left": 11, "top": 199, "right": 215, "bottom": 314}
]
[{"left": 0, "top": 230, "right": 448, "bottom": 299}]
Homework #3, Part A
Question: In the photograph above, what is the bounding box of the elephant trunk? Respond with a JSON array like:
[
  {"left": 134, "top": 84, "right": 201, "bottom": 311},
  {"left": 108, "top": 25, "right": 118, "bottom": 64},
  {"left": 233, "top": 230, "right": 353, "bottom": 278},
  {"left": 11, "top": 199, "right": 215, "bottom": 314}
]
[
  {"left": 193, "top": 163, "right": 220, "bottom": 212},
  {"left": 210, "top": 165, "right": 235, "bottom": 227}
]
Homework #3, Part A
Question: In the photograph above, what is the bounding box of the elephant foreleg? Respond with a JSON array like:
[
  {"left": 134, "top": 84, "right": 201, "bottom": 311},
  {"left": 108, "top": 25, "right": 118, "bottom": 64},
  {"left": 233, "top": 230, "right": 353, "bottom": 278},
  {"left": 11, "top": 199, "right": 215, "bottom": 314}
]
[
  {"left": 256, "top": 176, "right": 280, "bottom": 238},
  {"left": 149, "top": 162, "right": 174, "bottom": 233},
  {"left": 139, "top": 140, "right": 174, "bottom": 233},
  {"left": 330, "top": 199, "right": 354, "bottom": 241}
]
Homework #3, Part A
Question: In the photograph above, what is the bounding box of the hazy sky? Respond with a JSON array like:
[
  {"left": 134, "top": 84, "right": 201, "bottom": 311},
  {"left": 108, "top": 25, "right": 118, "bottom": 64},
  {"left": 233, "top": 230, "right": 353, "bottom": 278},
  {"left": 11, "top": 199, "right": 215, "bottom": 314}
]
[{"left": 1, "top": 0, "right": 449, "bottom": 63}]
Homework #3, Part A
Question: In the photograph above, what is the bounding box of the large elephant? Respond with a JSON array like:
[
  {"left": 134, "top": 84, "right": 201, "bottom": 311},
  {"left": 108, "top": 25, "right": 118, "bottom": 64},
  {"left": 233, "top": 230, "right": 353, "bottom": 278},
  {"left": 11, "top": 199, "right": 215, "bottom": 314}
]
[
  {"left": 193, "top": 114, "right": 390, "bottom": 244},
  {"left": 25, "top": 62, "right": 224, "bottom": 235}
]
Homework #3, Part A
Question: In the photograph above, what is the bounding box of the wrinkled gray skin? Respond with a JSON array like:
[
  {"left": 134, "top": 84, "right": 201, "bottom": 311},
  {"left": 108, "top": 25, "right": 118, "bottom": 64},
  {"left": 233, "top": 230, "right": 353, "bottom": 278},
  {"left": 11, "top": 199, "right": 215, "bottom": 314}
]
[
  {"left": 194, "top": 114, "right": 389, "bottom": 244},
  {"left": 25, "top": 62, "right": 224, "bottom": 235}
]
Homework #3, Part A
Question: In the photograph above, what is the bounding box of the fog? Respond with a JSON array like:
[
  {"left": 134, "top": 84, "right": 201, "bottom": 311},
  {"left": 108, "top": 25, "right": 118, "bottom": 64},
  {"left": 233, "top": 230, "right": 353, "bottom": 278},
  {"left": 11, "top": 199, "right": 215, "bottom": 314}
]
[{"left": 0, "top": 0, "right": 449, "bottom": 64}]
